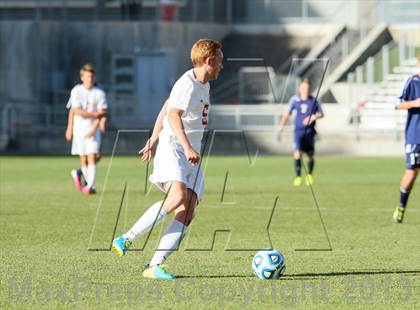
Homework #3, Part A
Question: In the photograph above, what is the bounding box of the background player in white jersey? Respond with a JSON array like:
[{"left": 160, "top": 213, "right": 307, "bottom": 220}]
[
  {"left": 112, "top": 39, "right": 223, "bottom": 279},
  {"left": 65, "top": 64, "right": 107, "bottom": 194}
]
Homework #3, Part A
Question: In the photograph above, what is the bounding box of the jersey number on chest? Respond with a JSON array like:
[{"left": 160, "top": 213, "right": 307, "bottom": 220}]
[{"left": 300, "top": 104, "right": 308, "bottom": 114}]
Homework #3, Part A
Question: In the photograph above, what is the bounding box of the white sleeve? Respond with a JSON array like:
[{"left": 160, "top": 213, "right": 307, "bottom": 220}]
[
  {"left": 66, "top": 99, "right": 72, "bottom": 110},
  {"left": 97, "top": 90, "right": 108, "bottom": 110},
  {"left": 167, "top": 80, "right": 194, "bottom": 112},
  {"left": 287, "top": 95, "right": 297, "bottom": 114},
  {"left": 69, "top": 88, "right": 82, "bottom": 109}
]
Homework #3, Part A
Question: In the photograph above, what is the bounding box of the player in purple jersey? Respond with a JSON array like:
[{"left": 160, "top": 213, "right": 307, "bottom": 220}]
[
  {"left": 393, "top": 52, "right": 420, "bottom": 223},
  {"left": 277, "top": 79, "right": 324, "bottom": 186}
]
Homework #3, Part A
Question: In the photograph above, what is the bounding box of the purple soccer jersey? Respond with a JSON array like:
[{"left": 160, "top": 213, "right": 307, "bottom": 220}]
[
  {"left": 400, "top": 75, "right": 420, "bottom": 144},
  {"left": 288, "top": 95, "right": 323, "bottom": 133}
]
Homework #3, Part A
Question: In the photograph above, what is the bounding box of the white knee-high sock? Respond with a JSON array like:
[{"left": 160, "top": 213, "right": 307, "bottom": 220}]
[
  {"left": 81, "top": 166, "right": 88, "bottom": 182},
  {"left": 87, "top": 164, "right": 96, "bottom": 189},
  {"left": 149, "top": 219, "right": 186, "bottom": 267},
  {"left": 124, "top": 201, "right": 167, "bottom": 242}
]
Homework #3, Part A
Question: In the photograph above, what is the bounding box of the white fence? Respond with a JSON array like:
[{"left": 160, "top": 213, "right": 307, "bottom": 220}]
[{"left": 209, "top": 104, "right": 285, "bottom": 131}]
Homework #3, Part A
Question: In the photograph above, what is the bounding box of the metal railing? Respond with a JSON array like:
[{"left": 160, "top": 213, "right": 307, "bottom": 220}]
[
  {"left": 346, "top": 38, "right": 418, "bottom": 141},
  {"left": 347, "top": 39, "right": 417, "bottom": 92},
  {"left": 208, "top": 104, "right": 284, "bottom": 131}
]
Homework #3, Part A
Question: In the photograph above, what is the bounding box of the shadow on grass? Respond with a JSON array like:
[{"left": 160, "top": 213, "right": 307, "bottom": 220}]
[{"left": 178, "top": 269, "right": 420, "bottom": 279}]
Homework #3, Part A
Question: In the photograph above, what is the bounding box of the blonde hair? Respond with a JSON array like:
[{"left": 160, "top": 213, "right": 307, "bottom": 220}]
[
  {"left": 300, "top": 78, "right": 311, "bottom": 87},
  {"left": 80, "top": 63, "right": 96, "bottom": 77},
  {"left": 190, "top": 39, "right": 222, "bottom": 67}
]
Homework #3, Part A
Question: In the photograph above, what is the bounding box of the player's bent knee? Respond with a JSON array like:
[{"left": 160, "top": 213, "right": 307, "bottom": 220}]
[
  {"left": 184, "top": 216, "right": 193, "bottom": 226},
  {"left": 175, "top": 208, "right": 194, "bottom": 226},
  {"left": 80, "top": 156, "right": 88, "bottom": 166},
  {"left": 167, "top": 191, "right": 187, "bottom": 209},
  {"left": 405, "top": 169, "right": 418, "bottom": 178},
  {"left": 186, "top": 206, "right": 196, "bottom": 226},
  {"left": 184, "top": 193, "right": 198, "bottom": 209},
  {"left": 411, "top": 171, "right": 419, "bottom": 180},
  {"left": 188, "top": 209, "right": 196, "bottom": 225}
]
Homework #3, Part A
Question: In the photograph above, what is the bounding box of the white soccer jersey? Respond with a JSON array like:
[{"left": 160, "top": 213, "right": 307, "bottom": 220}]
[
  {"left": 67, "top": 84, "right": 108, "bottom": 136},
  {"left": 159, "top": 69, "right": 210, "bottom": 152}
]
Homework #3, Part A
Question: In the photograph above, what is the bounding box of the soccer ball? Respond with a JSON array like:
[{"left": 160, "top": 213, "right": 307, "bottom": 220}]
[{"left": 252, "top": 249, "right": 286, "bottom": 280}]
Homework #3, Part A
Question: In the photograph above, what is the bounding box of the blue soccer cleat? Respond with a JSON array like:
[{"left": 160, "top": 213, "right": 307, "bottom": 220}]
[
  {"left": 142, "top": 264, "right": 176, "bottom": 279},
  {"left": 112, "top": 236, "right": 131, "bottom": 257}
]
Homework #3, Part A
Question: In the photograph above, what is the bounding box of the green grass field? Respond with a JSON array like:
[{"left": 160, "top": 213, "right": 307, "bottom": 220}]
[{"left": 0, "top": 156, "right": 419, "bottom": 309}]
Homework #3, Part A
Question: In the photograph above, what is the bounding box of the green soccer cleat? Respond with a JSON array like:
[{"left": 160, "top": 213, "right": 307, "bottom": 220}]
[
  {"left": 293, "top": 176, "right": 302, "bottom": 186},
  {"left": 393, "top": 206, "right": 405, "bottom": 224},
  {"left": 305, "top": 174, "right": 314, "bottom": 186},
  {"left": 142, "top": 264, "right": 176, "bottom": 279},
  {"left": 112, "top": 236, "right": 131, "bottom": 256}
]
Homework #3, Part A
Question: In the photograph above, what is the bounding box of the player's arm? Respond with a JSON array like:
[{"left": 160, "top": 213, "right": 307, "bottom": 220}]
[
  {"left": 395, "top": 98, "right": 420, "bottom": 110},
  {"left": 139, "top": 100, "right": 168, "bottom": 161},
  {"left": 72, "top": 107, "right": 106, "bottom": 119},
  {"left": 97, "top": 91, "right": 108, "bottom": 133},
  {"left": 151, "top": 99, "right": 168, "bottom": 142},
  {"left": 65, "top": 109, "right": 74, "bottom": 142},
  {"left": 277, "top": 112, "right": 290, "bottom": 134},
  {"left": 303, "top": 100, "right": 325, "bottom": 125},
  {"left": 316, "top": 111, "right": 325, "bottom": 119},
  {"left": 278, "top": 98, "right": 296, "bottom": 134},
  {"left": 167, "top": 107, "right": 200, "bottom": 165},
  {"left": 303, "top": 111, "right": 324, "bottom": 125},
  {"left": 86, "top": 118, "right": 100, "bottom": 138},
  {"left": 85, "top": 108, "right": 107, "bottom": 138},
  {"left": 99, "top": 116, "right": 107, "bottom": 133}
]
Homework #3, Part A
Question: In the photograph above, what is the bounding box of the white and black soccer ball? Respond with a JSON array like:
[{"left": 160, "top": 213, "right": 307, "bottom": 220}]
[{"left": 252, "top": 249, "right": 286, "bottom": 280}]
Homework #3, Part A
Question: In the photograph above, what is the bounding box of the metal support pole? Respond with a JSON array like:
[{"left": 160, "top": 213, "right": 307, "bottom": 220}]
[
  {"left": 409, "top": 44, "right": 415, "bottom": 58},
  {"left": 192, "top": 0, "right": 197, "bottom": 22},
  {"left": 356, "top": 66, "right": 363, "bottom": 84},
  {"left": 367, "top": 57, "right": 374, "bottom": 86},
  {"left": 347, "top": 72, "right": 355, "bottom": 107},
  {"left": 302, "top": 0, "right": 308, "bottom": 23},
  {"left": 399, "top": 36, "right": 406, "bottom": 65},
  {"left": 226, "top": 0, "right": 232, "bottom": 24},
  {"left": 348, "top": 72, "right": 359, "bottom": 141},
  {"left": 209, "top": 0, "right": 214, "bottom": 22},
  {"left": 382, "top": 44, "right": 389, "bottom": 78},
  {"left": 341, "top": 34, "right": 349, "bottom": 58}
]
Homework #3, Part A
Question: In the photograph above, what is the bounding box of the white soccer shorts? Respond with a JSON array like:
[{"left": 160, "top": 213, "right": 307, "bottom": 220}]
[
  {"left": 149, "top": 142, "right": 204, "bottom": 200},
  {"left": 71, "top": 130, "right": 101, "bottom": 156}
]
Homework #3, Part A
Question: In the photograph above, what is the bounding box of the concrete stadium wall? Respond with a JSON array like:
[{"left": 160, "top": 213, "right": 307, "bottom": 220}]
[
  {"left": 0, "top": 20, "right": 410, "bottom": 156},
  {"left": 0, "top": 21, "right": 231, "bottom": 102}
]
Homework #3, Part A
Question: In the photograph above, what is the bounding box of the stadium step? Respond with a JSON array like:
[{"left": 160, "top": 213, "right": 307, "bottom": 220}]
[
  {"left": 350, "top": 53, "right": 417, "bottom": 134},
  {"left": 367, "top": 96, "right": 398, "bottom": 103},
  {"left": 393, "top": 66, "right": 418, "bottom": 74},
  {"left": 402, "top": 58, "right": 418, "bottom": 66},
  {"left": 385, "top": 73, "right": 409, "bottom": 82}
]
